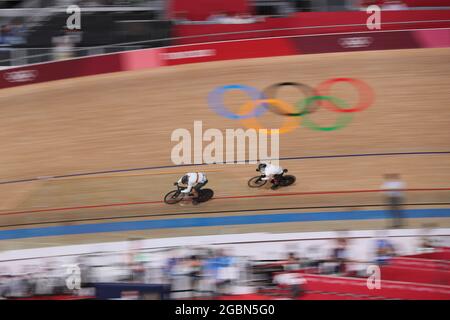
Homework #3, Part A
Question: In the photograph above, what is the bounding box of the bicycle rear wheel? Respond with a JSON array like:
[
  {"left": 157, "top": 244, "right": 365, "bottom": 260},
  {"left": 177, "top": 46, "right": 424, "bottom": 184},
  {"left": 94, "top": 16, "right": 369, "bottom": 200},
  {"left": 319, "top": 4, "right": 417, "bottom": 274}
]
[
  {"left": 248, "top": 176, "right": 267, "bottom": 188},
  {"left": 279, "top": 175, "right": 296, "bottom": 187},
  {"left": 197, "top": 189, "right": 214, "bottom": 203},
  {"left": 164, "top": 190, "right": 184, "bottom": 204}
]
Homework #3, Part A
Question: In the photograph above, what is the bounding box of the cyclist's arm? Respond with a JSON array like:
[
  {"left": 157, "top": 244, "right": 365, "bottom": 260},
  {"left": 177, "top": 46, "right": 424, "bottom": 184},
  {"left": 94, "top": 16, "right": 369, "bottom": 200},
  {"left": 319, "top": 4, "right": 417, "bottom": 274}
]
[
  {"left": 261, "top": 167, "right": 275, "bottom": 180},
  {"left": 181, "top": 184, "right": 193, "bottom": 193}
]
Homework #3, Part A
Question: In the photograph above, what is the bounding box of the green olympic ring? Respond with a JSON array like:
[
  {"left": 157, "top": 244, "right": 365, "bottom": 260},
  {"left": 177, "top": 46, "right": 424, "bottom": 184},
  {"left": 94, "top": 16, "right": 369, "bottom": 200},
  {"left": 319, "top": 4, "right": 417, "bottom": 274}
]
[{"left": 295, "top": 96, "right": 353, "bottom": 132}]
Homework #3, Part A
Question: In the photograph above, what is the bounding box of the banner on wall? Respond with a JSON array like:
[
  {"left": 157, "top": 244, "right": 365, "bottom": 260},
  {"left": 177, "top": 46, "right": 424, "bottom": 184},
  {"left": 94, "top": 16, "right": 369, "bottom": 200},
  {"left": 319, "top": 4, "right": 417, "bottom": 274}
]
[
  {"left": 161, "top": 37, "right": 298, "bottom": 66},
  {"left": 0, "top": 53, "right": 123, "bottom": 89},
  {"left": 292, "top": 31, "right": 421, "bottom": 54},
  {"left": 3, "top": 69, "right": 39, "bottom": 83}
]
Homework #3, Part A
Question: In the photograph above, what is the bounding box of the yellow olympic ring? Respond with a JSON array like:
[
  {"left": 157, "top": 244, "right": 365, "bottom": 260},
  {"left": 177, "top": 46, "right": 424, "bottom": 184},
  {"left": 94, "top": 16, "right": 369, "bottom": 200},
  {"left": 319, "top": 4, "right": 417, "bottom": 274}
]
[{"left": 238, "top": 99, "right": 300, "bottom": 135}]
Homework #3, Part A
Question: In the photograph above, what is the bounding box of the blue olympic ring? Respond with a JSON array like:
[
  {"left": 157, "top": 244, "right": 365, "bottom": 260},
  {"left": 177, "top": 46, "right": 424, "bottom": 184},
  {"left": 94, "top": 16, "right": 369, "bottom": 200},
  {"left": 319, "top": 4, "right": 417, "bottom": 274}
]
[{"left": 207, "top": 84, "right": 268, "bottom": 120}]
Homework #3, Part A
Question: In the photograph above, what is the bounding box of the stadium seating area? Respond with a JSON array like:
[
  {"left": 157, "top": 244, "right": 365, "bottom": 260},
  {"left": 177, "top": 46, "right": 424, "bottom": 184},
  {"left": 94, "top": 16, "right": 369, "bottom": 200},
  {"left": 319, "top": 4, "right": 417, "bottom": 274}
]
[{"left": 23, "top": 12, "right": 172, "bottom": 48}]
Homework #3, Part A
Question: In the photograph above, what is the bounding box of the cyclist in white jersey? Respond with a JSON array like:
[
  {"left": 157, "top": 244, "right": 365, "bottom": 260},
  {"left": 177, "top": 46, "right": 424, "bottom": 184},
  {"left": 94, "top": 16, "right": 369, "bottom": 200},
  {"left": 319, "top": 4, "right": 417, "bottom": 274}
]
[
  {"left": 176, "top": 172, "right": 208, "bottom": 205},
  {"left": 257, "top": 162, "right": 285, "bottom": 190}
]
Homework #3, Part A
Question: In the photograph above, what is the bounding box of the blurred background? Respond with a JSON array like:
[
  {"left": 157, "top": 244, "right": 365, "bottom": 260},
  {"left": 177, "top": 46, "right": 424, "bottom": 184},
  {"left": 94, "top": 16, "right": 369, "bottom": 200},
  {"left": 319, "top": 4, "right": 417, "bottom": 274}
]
[
  {"left": 0, "top": 0, "right": 448, "bottom": 67},
  {"left": 0, "top": 0, "right": 449, "bottom": 300},
  {"left": 1, "top": 229, "right": 449, "bottom": 300}
]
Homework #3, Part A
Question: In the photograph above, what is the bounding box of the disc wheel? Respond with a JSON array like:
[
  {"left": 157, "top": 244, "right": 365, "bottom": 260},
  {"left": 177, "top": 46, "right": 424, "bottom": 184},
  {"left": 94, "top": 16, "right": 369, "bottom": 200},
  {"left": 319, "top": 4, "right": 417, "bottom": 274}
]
[
  {"left": 197, "top": 189, "right": 214, "bottom": 202},
  {"left": 197, "top": 189, "right": 214, "bottom": 203},
  {"left": 279, "top": 175, "right": 296, "bottom": 187},
  {"left": 248, "top": 176, "right": 267, "bottom": 188}
]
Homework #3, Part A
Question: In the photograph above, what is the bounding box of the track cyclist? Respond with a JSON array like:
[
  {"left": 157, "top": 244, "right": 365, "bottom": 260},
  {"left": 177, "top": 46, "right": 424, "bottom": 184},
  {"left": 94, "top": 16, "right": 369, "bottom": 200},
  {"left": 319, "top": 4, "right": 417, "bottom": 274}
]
[
  {"left": 256, "top": 162, "right": 286, "bottom": 190},
  {"left": 176, "top": 172, "right": 208, "bottom": 205}
]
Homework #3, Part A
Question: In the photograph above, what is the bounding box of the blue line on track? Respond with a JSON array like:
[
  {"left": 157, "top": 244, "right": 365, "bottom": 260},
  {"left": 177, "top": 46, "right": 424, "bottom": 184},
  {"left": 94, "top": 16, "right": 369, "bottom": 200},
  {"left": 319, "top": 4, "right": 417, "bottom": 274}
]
[
  {"left": 1, "top": 151, "right": 449, "bottom": 185},
  {"left": 0, "top": 208, "right": 449, "bottom": 240}
]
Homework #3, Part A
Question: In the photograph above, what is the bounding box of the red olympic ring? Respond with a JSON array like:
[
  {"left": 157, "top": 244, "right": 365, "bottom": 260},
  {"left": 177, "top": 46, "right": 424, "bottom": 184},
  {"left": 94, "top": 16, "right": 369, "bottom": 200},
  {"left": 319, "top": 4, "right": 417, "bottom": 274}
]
[{"left": 315, "top": 78, "right": 375, "bottom": 113}]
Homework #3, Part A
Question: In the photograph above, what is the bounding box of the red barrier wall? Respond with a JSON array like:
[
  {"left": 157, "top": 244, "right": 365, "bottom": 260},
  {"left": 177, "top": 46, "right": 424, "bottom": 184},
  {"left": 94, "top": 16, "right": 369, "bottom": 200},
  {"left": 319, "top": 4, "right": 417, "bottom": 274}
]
[
  {"left": 173, "top": 11, "right": 450, "bottom": 45},
  {"left": 161, "top": 28, "right": 449, "bottom": 66},
  {"left": 363, "top": 0, "right": 450, "bottom": 6},
  {"left": 0, "top": 53, "right": 122, "bottom": 88},
  {"left": 380, "top": 265, "right": 450, "bottom": 285},
  {"left": 302, "top": 274, "right": 450, "bottom": 300},
  {"left": 162, "top": 37, "right": 297, "bottom": 66},
  {"left": 404, "top": 0, "right": 450, "bottom": 7},
  {"left": 391, "top": 257, "right": 450, "bottom": 270},
  {"left": 0, "top": 49, "right": 163, "bottom": 90},
  {"left": 406, "top": 249, "right": 450, "bottom": 260}
]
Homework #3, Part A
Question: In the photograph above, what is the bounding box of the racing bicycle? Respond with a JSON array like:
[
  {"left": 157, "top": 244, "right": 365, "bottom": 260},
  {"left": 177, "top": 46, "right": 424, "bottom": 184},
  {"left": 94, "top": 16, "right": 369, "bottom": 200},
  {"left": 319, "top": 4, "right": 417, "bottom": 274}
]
[
  {"left": 248, "top": 169, "right": 296, "bottom": 188},
  {"left": 164, "top": 183, "right": 214, "bottom": 205}
]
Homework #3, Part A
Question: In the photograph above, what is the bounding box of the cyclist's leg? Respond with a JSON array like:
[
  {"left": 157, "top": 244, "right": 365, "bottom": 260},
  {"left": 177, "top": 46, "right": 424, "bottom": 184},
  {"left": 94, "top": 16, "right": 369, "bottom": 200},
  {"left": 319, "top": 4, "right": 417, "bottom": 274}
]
[
  {"left": 192, "top": 180, "right": 208, "bottom": 203},
  {"left": 194, "top": 180, "right": 207, "bottom": 195},
  {"left": 271, "top": 174, "right": 282, "bottom": 190}
]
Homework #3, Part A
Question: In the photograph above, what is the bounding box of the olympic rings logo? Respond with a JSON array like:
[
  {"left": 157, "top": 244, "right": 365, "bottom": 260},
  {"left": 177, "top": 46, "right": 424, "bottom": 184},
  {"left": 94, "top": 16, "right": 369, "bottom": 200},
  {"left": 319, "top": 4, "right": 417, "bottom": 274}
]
[{"left": 207, "top": 78, "right": 375, "bottom": 134}]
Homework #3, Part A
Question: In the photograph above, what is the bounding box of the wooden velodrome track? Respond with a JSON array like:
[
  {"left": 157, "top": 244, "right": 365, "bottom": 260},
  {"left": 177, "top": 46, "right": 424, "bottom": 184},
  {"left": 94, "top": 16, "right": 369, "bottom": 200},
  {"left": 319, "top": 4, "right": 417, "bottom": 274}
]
[{"left": 0, "top": 48, "right": 449, "bottom": 250}]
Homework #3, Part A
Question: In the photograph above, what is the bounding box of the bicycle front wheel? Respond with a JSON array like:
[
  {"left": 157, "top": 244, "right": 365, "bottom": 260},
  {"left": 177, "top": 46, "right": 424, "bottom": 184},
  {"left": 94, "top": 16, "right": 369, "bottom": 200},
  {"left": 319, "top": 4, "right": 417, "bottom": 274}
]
[
  {"left": 248, "top": 176, "right": 267, "bottom": 188},
  {"left": 164, "top": 190, "right": 185, "bottom": 204}
]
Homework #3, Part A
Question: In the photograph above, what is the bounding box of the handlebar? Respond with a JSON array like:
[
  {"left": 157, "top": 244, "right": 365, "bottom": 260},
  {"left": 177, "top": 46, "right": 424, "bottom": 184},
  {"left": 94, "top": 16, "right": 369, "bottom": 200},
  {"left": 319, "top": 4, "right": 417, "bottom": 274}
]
[{"left": 173, "top": 183, "right": 188, "bottom": 192}]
